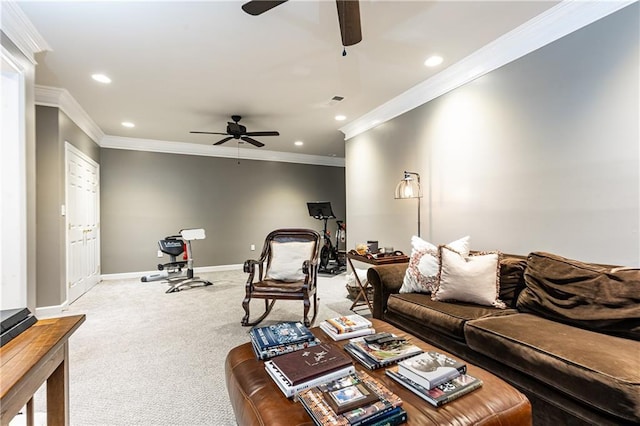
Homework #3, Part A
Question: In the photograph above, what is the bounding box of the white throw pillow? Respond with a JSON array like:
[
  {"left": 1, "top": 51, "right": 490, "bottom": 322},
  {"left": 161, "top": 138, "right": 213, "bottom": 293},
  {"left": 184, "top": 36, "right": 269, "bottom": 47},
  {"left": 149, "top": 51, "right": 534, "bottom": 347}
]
[
  {"left": 400, "top": 235, "right": 470, "bottom": 294},
  {"left": 432, "top": 245, "right": 506, "bottom": 308},
  {"left": 265, "top": 241, "right": 315, "bottom": 282}
]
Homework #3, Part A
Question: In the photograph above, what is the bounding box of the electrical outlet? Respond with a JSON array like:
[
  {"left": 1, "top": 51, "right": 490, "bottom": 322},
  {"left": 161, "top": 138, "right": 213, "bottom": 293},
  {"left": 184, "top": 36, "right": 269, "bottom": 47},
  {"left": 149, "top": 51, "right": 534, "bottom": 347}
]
[
  {"left": 157, "top": 250, "right": 163, "bottom": 258},
  {"left": 250, "top": 244, "right": 256, "bottom": 251}
]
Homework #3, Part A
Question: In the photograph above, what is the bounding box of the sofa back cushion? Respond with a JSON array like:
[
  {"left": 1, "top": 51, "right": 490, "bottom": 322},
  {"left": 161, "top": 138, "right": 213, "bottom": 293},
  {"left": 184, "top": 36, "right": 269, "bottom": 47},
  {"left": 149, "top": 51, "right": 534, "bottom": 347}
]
[
  {"left": 498, "top": 255, "right": 527, "bottom": 308},
  {"left": 517, "top": 251, "right": 640, "bottom": 340}
]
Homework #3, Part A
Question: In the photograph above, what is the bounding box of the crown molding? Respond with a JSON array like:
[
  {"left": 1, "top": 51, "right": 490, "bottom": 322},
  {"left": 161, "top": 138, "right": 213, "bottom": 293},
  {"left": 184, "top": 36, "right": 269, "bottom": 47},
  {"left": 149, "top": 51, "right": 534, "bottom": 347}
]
[
  {"left": 101, "top": 136, "right": 346, "bottom": 168},
  {"left": 0, "top": 1, "right": 50, "bottom": 64},
  {"left": 340, "top": 0, "right": 637, "bottom": 140},
  {"left": 35, "top": 85, "right": 105, "bottom": 144}
]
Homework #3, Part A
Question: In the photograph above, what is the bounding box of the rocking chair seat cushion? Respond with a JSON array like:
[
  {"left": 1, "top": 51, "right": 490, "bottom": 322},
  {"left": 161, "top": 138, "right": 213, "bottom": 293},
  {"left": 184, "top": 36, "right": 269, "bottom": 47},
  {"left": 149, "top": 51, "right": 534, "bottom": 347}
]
[
  {"left": 265, "top": 241, "right": 315, "bottom": 282},
  {"left": 254, "top": 279, "right": 305, "bottom": 293}
]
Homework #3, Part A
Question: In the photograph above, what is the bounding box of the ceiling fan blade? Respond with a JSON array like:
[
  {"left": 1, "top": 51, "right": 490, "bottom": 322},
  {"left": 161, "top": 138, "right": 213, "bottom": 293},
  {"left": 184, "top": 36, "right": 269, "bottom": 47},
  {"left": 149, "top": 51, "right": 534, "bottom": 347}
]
[
  {"left": 242, "top": 0, "right": 288, "bottom": 16},
  {"left": 336, "top": 0, "right": 362, "bottom": 47},
  {"left": 245, "top": 131, "right": 280, "bottom": 137},
  {"left": 214, "top": 136, "right": 235, "bottom": 145},
  {"left": 190, "top": 131, "right": 229, "bottom": 135},
  {"left": 241, "top": 136, "right": 265, "bottom": 148}
]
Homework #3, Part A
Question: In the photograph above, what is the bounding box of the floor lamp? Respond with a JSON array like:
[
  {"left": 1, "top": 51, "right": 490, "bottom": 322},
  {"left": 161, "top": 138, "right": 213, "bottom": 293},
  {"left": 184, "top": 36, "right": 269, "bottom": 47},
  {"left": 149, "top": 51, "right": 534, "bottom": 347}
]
[{"left": 394, "top": 171, "right": 421, "bottom": 237}]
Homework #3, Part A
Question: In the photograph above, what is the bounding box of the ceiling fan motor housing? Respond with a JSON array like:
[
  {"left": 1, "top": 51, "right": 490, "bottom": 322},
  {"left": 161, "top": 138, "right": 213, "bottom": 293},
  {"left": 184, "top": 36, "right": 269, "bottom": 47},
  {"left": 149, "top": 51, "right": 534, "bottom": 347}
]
[{"left": 227, "top": 122, "right": 246, "bottom": 135}]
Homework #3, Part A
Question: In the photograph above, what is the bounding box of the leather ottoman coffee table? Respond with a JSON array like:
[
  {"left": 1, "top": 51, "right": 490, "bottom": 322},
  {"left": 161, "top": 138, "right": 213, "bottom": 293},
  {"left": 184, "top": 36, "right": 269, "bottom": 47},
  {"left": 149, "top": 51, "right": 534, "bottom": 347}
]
[{"left": 225, "top": 318, "right": 531, "bottom": 426}]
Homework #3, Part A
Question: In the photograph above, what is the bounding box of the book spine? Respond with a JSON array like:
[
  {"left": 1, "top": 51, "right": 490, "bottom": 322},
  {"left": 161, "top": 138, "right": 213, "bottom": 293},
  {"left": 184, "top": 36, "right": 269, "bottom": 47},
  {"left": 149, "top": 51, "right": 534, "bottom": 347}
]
[
  {"left": 385, "top": 370, "right": 438, "bottom": 406},
  {"left": 344, "top": 344, "right": 378, "bottom": 370},
  {"left": 257, "top": 339, "right": 319, "bottom": 360},
  {"left": 350, "top": 405, "right": 399, "bottom": 426},
  {"left": 297, "top": 396, "right": 324, "bottom": 426},
  {"left": 321, "top": 323, "right": 375, "bottom": 341},
  {"left": 367, "top": 407, "right": 407, "bottom": 426}
]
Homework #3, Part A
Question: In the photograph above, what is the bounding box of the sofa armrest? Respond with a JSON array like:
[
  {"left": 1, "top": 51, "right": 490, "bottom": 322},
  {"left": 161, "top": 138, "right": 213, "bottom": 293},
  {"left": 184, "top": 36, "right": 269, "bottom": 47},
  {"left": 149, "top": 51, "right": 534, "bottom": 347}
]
[{"left": 367, "top": 264, "right": 408, "bottom": 319}]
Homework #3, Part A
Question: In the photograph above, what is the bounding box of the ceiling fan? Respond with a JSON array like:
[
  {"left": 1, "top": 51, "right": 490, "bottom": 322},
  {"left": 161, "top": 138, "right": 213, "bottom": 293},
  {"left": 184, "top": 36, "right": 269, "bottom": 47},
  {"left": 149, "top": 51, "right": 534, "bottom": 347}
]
[
  {"left": 190, "top": 115, "right": 279, "bottom": 148},
  {"left": 241, "top": 0, "right": 362, "bottom": 47}
]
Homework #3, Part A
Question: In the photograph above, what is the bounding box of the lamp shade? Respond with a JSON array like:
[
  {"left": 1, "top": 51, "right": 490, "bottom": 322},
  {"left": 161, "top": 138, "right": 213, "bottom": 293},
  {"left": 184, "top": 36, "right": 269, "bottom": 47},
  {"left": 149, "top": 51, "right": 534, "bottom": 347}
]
[{"left": 394, "top": 173, "right": 421, "bottom": 199}]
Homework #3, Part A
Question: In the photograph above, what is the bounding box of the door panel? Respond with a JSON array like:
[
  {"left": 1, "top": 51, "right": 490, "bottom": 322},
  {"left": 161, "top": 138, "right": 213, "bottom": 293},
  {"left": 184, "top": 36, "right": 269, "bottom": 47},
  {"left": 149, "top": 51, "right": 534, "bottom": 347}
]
[{"left": 66, "top": 143, "right": 100, "bottom": 303}]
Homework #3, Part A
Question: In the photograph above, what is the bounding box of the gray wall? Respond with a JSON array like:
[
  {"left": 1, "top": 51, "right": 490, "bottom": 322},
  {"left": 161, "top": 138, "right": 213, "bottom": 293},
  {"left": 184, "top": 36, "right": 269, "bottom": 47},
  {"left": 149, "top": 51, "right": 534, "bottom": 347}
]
[
  {"left": 35, "top": 106, "right": 100, "bottom": 307},
  {"left": 346, "top": 4, "right": 639, "bottom": 266},
  {"left": 100, "top": 149, "right": 345, "bottom": 273}
]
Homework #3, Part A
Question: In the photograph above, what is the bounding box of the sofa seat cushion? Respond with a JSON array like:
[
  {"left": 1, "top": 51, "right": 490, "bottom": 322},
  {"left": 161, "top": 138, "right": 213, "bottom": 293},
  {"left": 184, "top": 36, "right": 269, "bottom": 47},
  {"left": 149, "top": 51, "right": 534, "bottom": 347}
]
[
  {"left": 465, "top": 313, "right": 640, "bottom": 423},
  {"left": 386, "top": 293, "right": 518, "bottom": 341}
]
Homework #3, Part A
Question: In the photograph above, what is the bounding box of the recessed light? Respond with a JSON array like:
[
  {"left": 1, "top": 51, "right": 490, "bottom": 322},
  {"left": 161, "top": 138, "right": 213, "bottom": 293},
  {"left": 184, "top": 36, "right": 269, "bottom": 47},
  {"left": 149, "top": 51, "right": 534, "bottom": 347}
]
[
  {"left": 335, "top": 115, "right": 346, "bottom": 121},
  {"left": 424, "top": 55, "right": 443, "bottom": 67},
  {"left": 91, "top": 73, "right": 111, "bottom": 84},
  {"left": 294, "top": 141, "right": 304, "bottom": 146},
  {"left": 121, "top": 122, "right": 135, "bottom": 128}
]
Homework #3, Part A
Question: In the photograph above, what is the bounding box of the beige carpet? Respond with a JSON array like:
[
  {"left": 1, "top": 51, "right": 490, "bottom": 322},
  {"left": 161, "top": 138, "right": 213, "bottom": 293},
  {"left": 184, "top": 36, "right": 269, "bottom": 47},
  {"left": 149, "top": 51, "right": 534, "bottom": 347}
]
[{"left": 15, "top": 269, "right": 364, "bottom": 426}]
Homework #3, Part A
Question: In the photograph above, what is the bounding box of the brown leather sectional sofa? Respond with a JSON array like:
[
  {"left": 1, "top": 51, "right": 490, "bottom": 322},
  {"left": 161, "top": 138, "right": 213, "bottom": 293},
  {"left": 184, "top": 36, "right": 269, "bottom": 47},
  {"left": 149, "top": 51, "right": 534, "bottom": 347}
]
[{"left": 367, "top": 251, "right": 639, "bottom": 426}]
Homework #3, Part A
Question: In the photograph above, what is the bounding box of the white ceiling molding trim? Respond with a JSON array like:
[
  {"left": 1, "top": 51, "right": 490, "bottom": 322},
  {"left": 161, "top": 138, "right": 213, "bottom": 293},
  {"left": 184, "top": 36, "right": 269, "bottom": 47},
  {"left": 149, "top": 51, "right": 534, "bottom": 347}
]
[
  {"left": 35, "top": 85, "right": 344, "bottom": 167},
  {"left": 35, "top": 85, "right": 105, "bottom": 144},
  {"left": 101, "top": 136, "right": 346, "bottom": 168},
  {"left": 0, "top": 1, "right": 50, "bottom": 64},
  {"left": 340, "top": 0, "right": 636, "bottom": 141}
]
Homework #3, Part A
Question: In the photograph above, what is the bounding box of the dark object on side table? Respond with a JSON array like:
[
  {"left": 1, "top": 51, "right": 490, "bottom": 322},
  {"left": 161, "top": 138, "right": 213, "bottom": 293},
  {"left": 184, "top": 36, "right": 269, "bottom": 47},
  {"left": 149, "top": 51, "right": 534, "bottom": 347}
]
[{"left": 1, "top": 308, "right": 37, "bottom": 347}]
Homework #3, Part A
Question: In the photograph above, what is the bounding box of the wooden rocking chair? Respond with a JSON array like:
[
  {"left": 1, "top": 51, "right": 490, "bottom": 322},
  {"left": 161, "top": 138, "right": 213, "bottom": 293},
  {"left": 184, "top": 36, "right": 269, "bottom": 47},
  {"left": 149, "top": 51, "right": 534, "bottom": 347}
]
[{"left": 241, "top": 228, "right": 321, "bottom": 327}]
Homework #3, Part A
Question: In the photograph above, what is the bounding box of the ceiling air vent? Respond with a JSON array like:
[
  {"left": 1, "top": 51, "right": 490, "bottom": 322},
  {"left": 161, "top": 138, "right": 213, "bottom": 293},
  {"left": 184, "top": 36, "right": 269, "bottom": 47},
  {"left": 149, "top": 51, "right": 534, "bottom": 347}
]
[{"left": 328, "top": 96, "right": 344, "bottom": 106}]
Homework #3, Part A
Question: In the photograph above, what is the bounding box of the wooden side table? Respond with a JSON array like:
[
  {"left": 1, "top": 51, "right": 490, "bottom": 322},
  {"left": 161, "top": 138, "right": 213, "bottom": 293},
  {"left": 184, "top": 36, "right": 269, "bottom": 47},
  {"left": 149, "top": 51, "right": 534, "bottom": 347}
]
[
  {"left": 1, "top": 314, "right": 85, "bottom": 426},
  {"left": 347, "top": 252, "right": 409, "bottom": 313}
]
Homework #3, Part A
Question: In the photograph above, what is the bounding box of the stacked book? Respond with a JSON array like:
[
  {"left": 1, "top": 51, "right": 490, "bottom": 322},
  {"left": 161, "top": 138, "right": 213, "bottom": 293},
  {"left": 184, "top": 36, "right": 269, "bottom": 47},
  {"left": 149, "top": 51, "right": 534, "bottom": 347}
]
[
  {"left": 265, "top": 343, "right": 356, "bottom": 397},
  {"left": 249, "top": 321, "right": 320, "bottom": 360},
  {"left": 297, "top": 370, "right": 407, "bottom": 426},
  {"left": 385, "top": 351, "right": 483, "bottom": 407},
  {"left": 343, "top": 333, "right": 423, "bottom": 369},
  {"left": 320, "top": 314, "right": 375, "bottom": 341}
]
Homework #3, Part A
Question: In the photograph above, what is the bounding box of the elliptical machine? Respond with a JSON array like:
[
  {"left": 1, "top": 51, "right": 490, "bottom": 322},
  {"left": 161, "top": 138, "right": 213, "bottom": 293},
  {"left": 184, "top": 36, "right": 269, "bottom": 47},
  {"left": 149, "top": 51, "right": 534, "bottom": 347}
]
[
  {"left": 141, "top": 228, "right": 212, "bottom": 293},
  {"left": 307, "top": 202, "right": 346, "bottom": 275}
]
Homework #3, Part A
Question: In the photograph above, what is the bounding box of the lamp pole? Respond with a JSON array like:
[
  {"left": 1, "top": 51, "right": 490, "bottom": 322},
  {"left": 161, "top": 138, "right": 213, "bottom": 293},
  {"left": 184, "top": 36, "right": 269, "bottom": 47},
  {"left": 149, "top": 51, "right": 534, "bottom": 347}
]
[{"left": 403, "top": 171, "right": 421, "bottom": 238}]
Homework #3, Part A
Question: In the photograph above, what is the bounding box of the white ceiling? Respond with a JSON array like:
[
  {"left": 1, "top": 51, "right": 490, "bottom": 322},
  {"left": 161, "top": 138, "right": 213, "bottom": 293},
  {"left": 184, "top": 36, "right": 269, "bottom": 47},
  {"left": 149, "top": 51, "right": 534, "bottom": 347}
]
[{"left": 17, "top": 0, "right": 560, "bottom": 159}]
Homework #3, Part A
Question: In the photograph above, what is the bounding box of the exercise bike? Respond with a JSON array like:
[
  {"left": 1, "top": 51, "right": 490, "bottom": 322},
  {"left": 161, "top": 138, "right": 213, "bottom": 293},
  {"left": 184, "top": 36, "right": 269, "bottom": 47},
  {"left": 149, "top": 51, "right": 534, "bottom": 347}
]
[
  {"left": 307, "top": 202, "right": 347, "bottom": 275},
  {"left": 141, "top": 228, "right": 212, "bottom": 293}
]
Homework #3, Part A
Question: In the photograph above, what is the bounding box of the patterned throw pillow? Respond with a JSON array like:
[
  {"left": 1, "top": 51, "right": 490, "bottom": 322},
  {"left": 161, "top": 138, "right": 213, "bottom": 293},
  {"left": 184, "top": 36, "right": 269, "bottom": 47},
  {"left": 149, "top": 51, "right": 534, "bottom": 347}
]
[{"left": 399, "top": 235, "right": 470, "bottom": 293}]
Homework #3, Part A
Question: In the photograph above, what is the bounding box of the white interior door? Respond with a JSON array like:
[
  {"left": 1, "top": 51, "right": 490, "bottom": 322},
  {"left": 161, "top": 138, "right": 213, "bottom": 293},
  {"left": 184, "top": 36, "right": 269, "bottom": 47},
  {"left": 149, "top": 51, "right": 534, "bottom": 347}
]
[{"left": 66, "top": 142, "right": 100, "bottom": 303}]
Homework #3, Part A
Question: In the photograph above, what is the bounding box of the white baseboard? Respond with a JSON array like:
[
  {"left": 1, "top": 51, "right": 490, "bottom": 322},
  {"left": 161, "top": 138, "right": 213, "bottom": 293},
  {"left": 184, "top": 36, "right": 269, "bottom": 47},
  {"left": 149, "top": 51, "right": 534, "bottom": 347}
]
[
  {"left": 101, "top": 264, "right": 243, "bottom": 281},
  {"left": 35, "top": 300, "right": 69, "bottom": 319}
]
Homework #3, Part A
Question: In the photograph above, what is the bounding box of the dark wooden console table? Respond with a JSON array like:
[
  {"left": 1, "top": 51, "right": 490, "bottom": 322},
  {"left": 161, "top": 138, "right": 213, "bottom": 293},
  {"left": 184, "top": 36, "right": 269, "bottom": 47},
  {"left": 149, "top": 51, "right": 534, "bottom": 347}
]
[
  {"left": 347, "top": 252, "right": 409, "bottom": 313},
  {"left": 1, "top": 314, "right": 85, "bottom": 426}
]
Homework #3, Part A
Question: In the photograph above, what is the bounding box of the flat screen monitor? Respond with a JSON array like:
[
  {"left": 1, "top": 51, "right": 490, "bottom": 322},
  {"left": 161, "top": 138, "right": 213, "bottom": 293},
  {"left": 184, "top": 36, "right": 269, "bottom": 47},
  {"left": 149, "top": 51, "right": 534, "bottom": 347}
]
[{"left": 307, "top": 202, "right": 335, "bottom": 219}]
